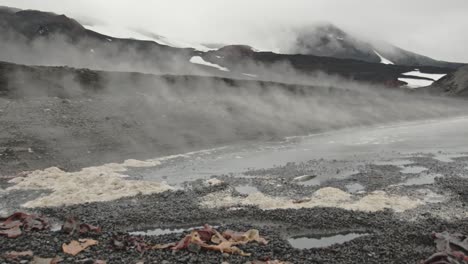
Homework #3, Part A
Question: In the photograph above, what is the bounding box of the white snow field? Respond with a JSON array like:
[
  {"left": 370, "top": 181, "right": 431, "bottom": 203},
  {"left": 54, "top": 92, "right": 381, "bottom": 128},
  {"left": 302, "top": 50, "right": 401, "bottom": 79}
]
[
  {"left": 189, "top": 56, "right": 229, "bottom": 71},
  {"left": 374, "top": 50, "right": 394, "bottom": 64},
  {"left": 83, "top": 24, "right": 212, "bottom": 51},
  {"left": 399, "top": 70, "right": 447, "bottom": 88}
]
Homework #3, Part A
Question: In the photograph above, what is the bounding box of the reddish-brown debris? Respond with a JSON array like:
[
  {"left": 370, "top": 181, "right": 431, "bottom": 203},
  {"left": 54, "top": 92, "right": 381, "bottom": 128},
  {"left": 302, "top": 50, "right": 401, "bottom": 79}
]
[{"left": 0, "top": 212, "right": 49, "bottom": 238}]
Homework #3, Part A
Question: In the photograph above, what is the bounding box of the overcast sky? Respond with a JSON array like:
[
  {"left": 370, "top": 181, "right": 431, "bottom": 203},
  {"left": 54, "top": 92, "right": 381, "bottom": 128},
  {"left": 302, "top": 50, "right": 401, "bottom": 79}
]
[{"left": 1, "top": 0, "right": 467, "bottom": 62}]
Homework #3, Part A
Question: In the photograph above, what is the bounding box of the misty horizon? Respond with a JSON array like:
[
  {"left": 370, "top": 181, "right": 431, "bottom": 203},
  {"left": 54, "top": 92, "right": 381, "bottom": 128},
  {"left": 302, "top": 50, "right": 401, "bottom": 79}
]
[{"left": 0, "top": 0, "right": 467, "bottom": 63}]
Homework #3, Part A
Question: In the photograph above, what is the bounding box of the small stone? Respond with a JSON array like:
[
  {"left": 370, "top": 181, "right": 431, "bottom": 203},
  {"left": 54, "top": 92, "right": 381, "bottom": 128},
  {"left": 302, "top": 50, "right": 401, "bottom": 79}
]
[{"left": 187, "top": 243, "right": 201, "bottom": 253}]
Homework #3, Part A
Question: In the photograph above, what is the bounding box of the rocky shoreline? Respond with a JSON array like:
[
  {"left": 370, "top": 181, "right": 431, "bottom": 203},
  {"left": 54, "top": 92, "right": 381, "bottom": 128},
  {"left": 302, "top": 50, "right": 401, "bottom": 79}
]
[{"left": 1, "top": 153, "right": 468, "bottom": 263}]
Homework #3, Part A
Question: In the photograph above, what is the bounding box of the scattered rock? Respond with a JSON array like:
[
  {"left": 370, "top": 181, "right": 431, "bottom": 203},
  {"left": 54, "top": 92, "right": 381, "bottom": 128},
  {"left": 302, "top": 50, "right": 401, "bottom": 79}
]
[
  {"left": 3, "top": 250, "right": 33, "bottom": 260},
  {"left": 62, "top": 239, "right": 98, "bottom": 256}
]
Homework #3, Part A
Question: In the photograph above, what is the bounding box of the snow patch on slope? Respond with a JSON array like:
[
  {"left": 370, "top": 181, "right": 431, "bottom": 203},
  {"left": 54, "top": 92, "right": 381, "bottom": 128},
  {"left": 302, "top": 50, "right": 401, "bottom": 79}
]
[
  {"left": 398, "top": 78, "right": 434, "bottom": 89},
  {"left": 85, "top": 24, "right": 150, "bottom": 41},
  {"left": 242, "top": 73, "right": 258, "bottom": 78},
  {"left": 398, "top": 70, "right": 447, "bottom": 88},
  {"left": 374, "top": 50, "right": 394, "bottom": 64},
  {"left": 402, "top": 70, "right": 447, "bottom": 81},
  {"left": 190, "top": 56, "right": 229, "bottom": 71},
  {"left": 83, "top": 24, "right": 212, "bottom": 51}
]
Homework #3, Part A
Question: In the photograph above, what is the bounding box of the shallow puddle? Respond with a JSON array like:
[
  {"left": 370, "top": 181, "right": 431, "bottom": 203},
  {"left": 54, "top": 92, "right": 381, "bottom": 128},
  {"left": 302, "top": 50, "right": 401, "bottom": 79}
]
[
  {"left": 433, "top": 154, "right": 466, "bottom": 163},
  {"left": 235, "top": 185, "right": 260, "bottom": 195},
  {"left": 293, "top": 175, "right": 320, "bottom": 186},
  {"left": 399, "top": 174, "right": 439, "bottom": 186},
  {"left": 345, "top": 183, "right": 365, "bottom": 193},
  {"left": 400, "top": 166, "right": 428, "bottom": 174},
  {"left": 293, "top": 175, "right": 317, "bottom": 182},
  {"left": 375, "top": 160, "right": 413, "bottom": 166},
  {"left": 130, "top": 226, "right": 211, "bottom": 236},
  {"left": 288, "top": 233, "right": 368, "bottom": 249},
  {"left": 297, "top": 178, "right": 321, "bottom": 186}
]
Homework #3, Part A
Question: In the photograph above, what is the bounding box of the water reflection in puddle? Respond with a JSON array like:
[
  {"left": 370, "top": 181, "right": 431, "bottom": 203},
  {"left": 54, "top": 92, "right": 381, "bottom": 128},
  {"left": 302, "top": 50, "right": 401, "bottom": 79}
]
[
  {"left": 298, "top": 179, "right": 321, "bottom": 186},
  {"left": 235, "top": 185, "right": 260, "bottom": 195},
  {"left": 130, "top": 226, "right": 213, "bottom": 236},
  {"left": 293, "top": 175, "right": 317, "bottom": 182},
  {"left": 375, "top": 160, "right": 413, "bottom": 166},
  {"left": 294, "top": 175, "right": 319, "bottom": 186},
  {"left": 399, "top": 174, "right": 439, "bottom": 186},
  {"left": 288, "top": 233, "right": 368, "bottom": 249},
  {"left": 294, "top": 171, "right": 357, "bottom": 187},
  {"left": 433, "top": 154, "right": 466, "bottom": 163},
  {"left": 400, "top": 166, "right": 428, "bottom": 174},
  {"left": 345, "top": 183, "right": 365, "bottom": 193}
]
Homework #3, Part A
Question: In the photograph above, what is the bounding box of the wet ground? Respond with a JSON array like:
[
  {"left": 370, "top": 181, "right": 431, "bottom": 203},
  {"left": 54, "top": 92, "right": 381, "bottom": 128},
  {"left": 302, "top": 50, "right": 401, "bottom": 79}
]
[
  {"left": 1, "top": 117, "right": 468, "bottom": 263},
  {"left": 127, "top": 116, "right": 468, "bottom": 187}
]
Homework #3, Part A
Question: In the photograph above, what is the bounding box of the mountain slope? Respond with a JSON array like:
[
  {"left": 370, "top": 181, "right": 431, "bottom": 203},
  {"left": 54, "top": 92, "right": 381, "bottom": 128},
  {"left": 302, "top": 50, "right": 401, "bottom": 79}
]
[
  {"left": 0, "top": 6, "right": 459, "bottom": 88},
  {"left": 287, "top": 23, "right": 464, "bottom": 69},
  {"left": 0, "top": 6, "right": 222, "bottom": 75},
  {"left": 421, "top": 65, "right": 468, "bottom": 96},
  {"left": 203, "top": 45, "right": 455, "bottom": 87},
  {"left": 80, "top": 22, "right": 213, "bottom": 52},
  {"left": 1, "top": 59, "right": 467, "bottom": 174}
]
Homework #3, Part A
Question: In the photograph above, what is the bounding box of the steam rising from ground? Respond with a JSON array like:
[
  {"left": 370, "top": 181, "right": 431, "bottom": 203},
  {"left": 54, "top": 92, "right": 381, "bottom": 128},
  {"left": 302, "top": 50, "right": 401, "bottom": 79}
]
[
  {"left": 0, "top": 31, "right": 194, "bottom": 75},
  {"left": 1, "top": 25, "right": 468, "bottom": 195},
  {"left": 1, "top": 43, "right": 467, "bottom": 172},
  {"left": 1, "top": 8, "right": 468, "bottom": 216}
]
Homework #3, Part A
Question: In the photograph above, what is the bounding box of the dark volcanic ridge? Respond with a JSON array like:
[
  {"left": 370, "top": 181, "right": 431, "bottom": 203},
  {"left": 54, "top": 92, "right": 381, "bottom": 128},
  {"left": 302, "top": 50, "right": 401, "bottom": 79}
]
[{"left": 0, "top": 6, "right": 462, "bottom": 89}]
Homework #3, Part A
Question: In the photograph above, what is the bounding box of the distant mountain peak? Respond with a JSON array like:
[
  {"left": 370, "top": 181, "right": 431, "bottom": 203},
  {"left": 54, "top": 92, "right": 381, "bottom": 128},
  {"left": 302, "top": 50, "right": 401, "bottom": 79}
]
[
  {"left": 0, "top": 6, "right": 86, "bottom": 41},
  {"left": 0, "top": 6, "right": 21, "bottom": 13},
  {"left": 286, "top": 23, "right": 462, "bottom": 69}
]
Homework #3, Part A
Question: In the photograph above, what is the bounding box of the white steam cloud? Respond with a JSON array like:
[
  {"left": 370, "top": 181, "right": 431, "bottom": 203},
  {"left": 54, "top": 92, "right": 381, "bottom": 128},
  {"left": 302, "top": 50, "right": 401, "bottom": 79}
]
[{"left": 0, "top": 0, "right": 467, "bottom": 62}]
